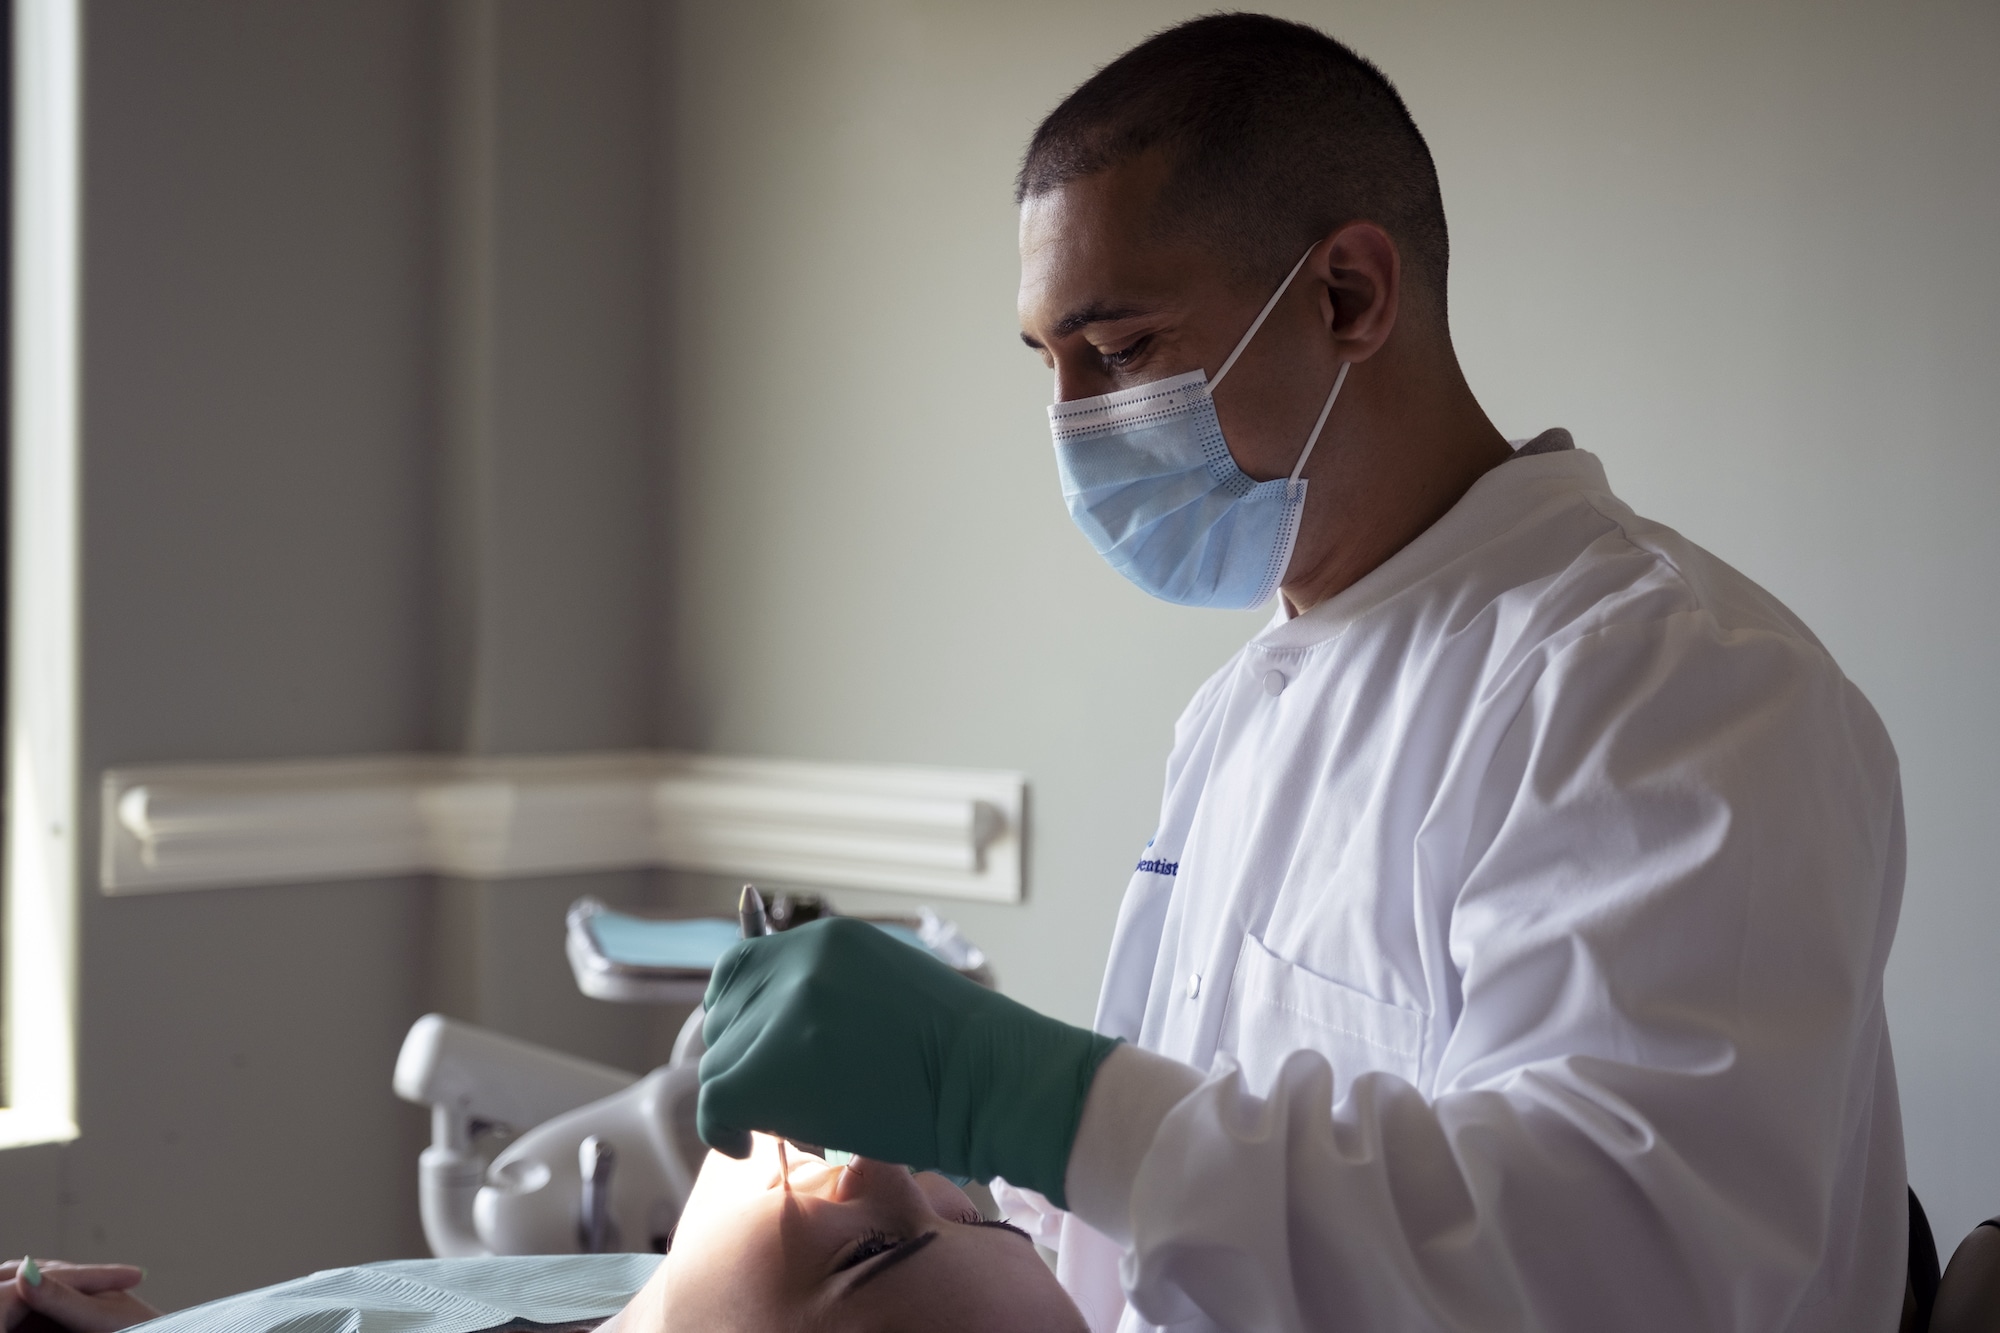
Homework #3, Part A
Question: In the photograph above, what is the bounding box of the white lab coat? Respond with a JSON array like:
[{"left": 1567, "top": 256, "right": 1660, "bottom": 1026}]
[{"left": 999, "top": 436, "right": 1906, "bottom": 1333}]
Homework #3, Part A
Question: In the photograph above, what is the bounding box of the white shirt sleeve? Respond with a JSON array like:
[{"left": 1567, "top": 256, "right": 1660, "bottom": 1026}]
[{"left": 1064, "top": 612, "right": 1907, "bottom": 1332}]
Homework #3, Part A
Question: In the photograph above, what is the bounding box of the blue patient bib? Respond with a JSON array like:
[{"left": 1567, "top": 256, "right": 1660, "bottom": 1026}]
[{"left": 130, "top": 1254, "right": 660, "bottom": 1333}]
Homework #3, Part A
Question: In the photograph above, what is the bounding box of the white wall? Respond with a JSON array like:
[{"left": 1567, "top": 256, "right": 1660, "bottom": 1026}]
[
  {"left": 58, "top": 2, "right": 442, "bottom": 1303},
  {"left": 2, "top": 0, "right": 676, "bottom": 1309},
  {"left": 659, "top": 0, "right": 2000, "bottom": 1246}
]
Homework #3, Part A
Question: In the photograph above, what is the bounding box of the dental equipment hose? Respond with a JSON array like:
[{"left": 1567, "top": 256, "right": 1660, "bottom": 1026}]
[{"left": 579, "top": 1136, "right": 616, "bottom": 1253}]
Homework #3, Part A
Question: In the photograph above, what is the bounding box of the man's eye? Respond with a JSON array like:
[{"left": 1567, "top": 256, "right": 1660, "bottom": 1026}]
[{"left": 1103, "top": 336, "right": 1150, "bottom": 367}]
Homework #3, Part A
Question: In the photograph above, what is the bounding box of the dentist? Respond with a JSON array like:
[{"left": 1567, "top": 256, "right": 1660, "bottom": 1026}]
[{"left": 696, "top": 14, "right": 1907, "bottom": 1333}]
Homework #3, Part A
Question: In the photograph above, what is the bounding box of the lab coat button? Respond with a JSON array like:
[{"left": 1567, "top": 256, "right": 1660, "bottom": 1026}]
[
  {"left": 1187, "top": 972, "right": 1202, "bottom": 999},
  {"left": 1262, "top": 669, "right": 1287, "bottom": 696}
]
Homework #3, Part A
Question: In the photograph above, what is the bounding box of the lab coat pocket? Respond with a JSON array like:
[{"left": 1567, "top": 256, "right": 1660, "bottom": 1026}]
[{"left": 1218, "top": 933, "right": 1426, "bottom": 1099}]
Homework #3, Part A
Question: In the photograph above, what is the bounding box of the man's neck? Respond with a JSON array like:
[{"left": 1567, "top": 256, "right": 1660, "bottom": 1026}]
[{"left": 1280, "top": 346, "right": 1512, "bottom": 615}]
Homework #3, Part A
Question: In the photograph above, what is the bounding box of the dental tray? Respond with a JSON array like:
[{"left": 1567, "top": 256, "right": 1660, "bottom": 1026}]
[{"left": 564, "top": 895, "right": 992, "bottom": 1003}]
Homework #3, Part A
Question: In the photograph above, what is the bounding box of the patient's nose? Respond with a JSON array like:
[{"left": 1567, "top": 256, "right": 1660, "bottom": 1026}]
[
  {"left": 827, "top": 1156, "right": 932, "bottom": 1211},
  {"left": 827, "top": 1156, "right": 981, "bottom": 1226}
]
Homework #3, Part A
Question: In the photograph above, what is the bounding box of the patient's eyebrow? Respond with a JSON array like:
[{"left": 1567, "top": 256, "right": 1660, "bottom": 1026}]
[{"left": 841, "top": 1231, "right": 939, "bottom": 1295}]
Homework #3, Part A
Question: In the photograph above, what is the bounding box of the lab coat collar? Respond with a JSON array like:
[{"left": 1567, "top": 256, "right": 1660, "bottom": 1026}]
[{"left": 1260, "top": 430, "right": 1603, "bottom": 650}]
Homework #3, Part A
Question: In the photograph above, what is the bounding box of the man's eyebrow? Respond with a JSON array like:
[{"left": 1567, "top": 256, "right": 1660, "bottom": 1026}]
[
  {"left": 840, "top": 1230, "right": 939, "bottom": 1295},
  {"left": 1021, "top": 301, "right": 1155, "bottom": 349}
]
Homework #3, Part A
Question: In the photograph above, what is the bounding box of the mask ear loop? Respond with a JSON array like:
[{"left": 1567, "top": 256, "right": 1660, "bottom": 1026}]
[
  {"left": 1287, "top": 362, "right": 1350, "bottom": 497},
  {"left": 1210, "top": 245, "right": 1318, "bottom": 390}
]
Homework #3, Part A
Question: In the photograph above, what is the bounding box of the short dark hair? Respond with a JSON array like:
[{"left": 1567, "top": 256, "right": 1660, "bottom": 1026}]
[{"left": 1017, "top": 13, "right": 1449, "bottom": 311}]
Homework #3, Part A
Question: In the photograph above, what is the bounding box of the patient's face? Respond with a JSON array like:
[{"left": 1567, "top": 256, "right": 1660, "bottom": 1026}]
[{"left": 618, "top": 1134, "right": 1086, "bottom": 1332}]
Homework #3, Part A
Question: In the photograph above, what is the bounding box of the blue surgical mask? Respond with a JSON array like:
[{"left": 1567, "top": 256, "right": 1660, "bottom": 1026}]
[{"left": 1048, "top": 248, "right": 1349, "bottom": 609}]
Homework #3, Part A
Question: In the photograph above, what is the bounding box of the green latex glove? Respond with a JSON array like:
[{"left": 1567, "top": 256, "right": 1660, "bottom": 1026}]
[{"left": 697, "top": 916, "right": 1120, "bottom": 1207}]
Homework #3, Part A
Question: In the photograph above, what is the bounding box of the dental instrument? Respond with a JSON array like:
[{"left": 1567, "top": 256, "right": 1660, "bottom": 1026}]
[
  {"left": 739, "top": 884, "right": 772, "bottom": 938},
  {"left": 740, "top": 884, "right": 794, "bottom": 1185}
]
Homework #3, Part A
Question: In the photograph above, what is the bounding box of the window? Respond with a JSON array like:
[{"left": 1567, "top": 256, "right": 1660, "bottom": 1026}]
[
  {"left": 0, "top": 0, "right": 10, "bottom": 1117},
  {"left": 1, "top": 0, "right": 79, "bottom": 1148}
]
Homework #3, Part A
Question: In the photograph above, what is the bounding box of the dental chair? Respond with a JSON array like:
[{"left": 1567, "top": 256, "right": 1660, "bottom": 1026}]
[
  {"left": 1906, "top": 1188, "right": 2000, "bottom": 1333},
  {"left": 394, "top": 894, "right": 991, "bottom": 1258}
]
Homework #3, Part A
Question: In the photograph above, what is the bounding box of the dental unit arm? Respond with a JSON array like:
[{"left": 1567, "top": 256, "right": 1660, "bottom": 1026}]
[
  {"left": 393, "top": 897, "right": 994, "bottom": 1258},
  {"left": 393, "top": 1014, "right": 639, "bottom": 1257}
]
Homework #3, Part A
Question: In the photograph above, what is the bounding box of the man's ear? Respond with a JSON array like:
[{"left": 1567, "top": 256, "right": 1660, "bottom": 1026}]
[{"left": 1314, "top": 222, "right": 1400, "bottom": 364}]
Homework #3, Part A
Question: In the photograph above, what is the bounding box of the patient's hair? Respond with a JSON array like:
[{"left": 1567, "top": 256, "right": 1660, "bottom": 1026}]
[{"left": 1017, "top": 13, "right": 1449, "bottom": 312}]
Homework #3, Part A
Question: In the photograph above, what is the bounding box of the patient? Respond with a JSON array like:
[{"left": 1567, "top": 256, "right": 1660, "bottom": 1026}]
[
  {"left": 603, "top": 1133, "right": 1088, "bottom": 1332},
  {"left": 2, "top": 1258, "right": 156, "bottom": 1332},
  {"left": 5, "top": 1135, "right": 1086, "bottom": 1332}
]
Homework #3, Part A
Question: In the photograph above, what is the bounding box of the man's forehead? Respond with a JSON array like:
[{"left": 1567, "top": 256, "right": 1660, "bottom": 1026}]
[
  {"left": 1018, "top": 157, "right": 1236, "bottom": 335},
  {"left": 1021, "top": 150, "right": 1173, "bottom": 247},
  {"left": 1021, "top": 216, "right": 1184, "bottom": 333},
  {"left": 1024, "top": 155, "right": 1156, "bottom": 254}
]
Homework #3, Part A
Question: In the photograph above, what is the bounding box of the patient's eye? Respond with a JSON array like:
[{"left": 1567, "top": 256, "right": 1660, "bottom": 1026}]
[
  {"left": 837, "top": 1230, "right": 899, "bottom": 1272},
  {"left": 972, "top": 1217, "right": 1033, "bottom": 1243}
]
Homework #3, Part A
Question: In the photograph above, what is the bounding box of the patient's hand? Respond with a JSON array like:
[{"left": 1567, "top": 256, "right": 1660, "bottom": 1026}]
[
  {"left": 609, "top": 1134, "right": 1086, "bottom": 1333},
  {"left": 1, "top": 1260, "right": 159, "bottom": 1332}
]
